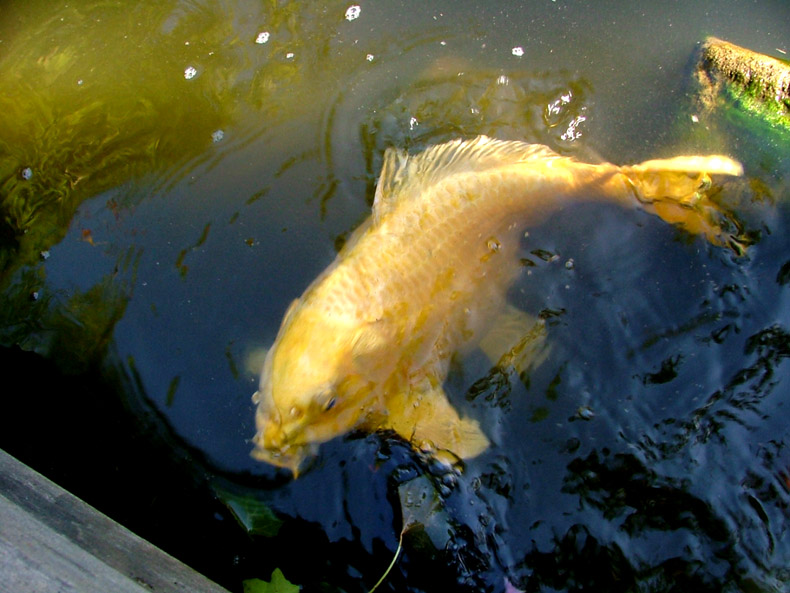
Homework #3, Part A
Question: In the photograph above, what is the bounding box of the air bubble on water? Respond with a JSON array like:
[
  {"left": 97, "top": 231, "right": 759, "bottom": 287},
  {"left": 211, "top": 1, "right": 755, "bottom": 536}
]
[
  {"left": 546, "top": 91, "right": 572, "bottom": 118},
  {"left": 345, "top": 5, "right": 361, "bottom": 21},
  {"left": 255, "top": 31, "right": 270, "bottom": 44},
  {"left": 184, "top": 66, "right": 198, "bottom": 80},
  {"left": 511, "top": 46, "right": 524, "bottom": 57},
  {"left": 565, "top": 258, "right": 574, "bottom": 270},
  {"left": 561, "top": 114, "right": 586, "bottom": 141},
  {"left": 487, "top": 237, "right": 501, "bottom": 252}
]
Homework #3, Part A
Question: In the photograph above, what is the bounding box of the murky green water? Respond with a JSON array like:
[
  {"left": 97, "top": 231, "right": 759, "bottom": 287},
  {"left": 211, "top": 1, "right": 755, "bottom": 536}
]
[{"left": 1, "top": 1, "right": 789, "bottom": 592}]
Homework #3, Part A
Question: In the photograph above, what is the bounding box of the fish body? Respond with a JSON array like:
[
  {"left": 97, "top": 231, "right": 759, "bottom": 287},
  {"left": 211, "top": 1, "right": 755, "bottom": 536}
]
[{"left": 252, "top": 136, "right": 742, "bottom": 475}]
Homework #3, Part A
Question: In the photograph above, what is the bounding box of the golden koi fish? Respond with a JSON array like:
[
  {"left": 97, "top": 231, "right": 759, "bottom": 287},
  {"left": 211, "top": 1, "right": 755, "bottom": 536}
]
[{"left": 251, "top": 136, "right": 743, "bottom": 475}]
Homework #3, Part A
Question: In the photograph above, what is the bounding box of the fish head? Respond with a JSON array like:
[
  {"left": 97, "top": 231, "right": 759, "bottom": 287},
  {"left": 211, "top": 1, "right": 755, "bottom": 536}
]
[{"left": 251, "top": 303, "right": 378, "bottom": 475}]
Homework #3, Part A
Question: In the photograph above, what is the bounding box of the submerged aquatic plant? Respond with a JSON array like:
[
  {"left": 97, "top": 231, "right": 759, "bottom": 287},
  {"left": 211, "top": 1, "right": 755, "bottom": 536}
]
[
  {"left": 0, "top": 0, "right": 352, "bottom": 286},
  {"left": 0, "top": 0, "right": 355, "bottom": 370}
]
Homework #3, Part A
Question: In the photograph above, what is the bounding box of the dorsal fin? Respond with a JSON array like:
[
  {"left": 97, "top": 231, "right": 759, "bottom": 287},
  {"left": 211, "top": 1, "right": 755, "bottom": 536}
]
[{"left": 372, "top": 136, "right": 563, "bottom": 221}]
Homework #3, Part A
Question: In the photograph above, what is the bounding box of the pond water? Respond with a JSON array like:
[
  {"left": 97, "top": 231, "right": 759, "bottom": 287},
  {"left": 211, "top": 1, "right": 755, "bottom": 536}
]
[{"left": 1, "top": 1, "right": 789, "bottom": 592}]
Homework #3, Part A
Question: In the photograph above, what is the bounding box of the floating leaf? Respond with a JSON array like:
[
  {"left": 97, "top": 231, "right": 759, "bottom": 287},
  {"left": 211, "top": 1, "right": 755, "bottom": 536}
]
[
  {"left": 243, "top": 569, "right": 299, "bottom": 593},
  {"left": 213, "top": 484, "right": 283, "bottom": 537},
  {"left": 397, "top": 475, "right": 452, "bottom": 550}
]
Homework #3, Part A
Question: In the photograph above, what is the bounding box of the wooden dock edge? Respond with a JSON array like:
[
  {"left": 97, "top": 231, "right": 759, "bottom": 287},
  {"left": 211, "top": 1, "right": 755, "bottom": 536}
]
[{"left": 0, "top": 448, "right": 231, "bottom": 593}]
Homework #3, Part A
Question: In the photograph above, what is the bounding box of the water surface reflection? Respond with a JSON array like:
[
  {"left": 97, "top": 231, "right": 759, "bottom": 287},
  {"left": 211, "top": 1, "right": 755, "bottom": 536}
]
[{"left": 1, "top": 1, "right": 789, "bottom": 592}]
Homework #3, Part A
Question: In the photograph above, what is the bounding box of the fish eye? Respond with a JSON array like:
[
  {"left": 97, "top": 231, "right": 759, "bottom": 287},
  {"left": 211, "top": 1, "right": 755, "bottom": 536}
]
[{"left": 314, "top": 389, "right": 337, "bottom": 413}]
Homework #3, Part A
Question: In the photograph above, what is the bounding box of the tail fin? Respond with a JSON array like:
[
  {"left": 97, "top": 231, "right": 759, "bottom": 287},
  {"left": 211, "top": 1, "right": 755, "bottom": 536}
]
[
  {"left": 632, "top": 155, "right": 742, "bottom": 177},
  {"left": 620, "top": 154, "right": 746, "bottom": 253}
]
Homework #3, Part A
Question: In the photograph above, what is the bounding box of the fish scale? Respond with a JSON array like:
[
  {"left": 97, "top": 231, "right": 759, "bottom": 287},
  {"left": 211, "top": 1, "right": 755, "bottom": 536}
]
[{"left": 352, "top": 174, "right": 520, "bottom": 304}]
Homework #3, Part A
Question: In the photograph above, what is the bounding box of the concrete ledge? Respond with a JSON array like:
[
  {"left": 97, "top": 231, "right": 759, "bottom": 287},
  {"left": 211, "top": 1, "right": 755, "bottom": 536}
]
[
  {"left": 0, "top": 448, "right": 231, "bottom": 593},
  {"left": 695, "top": 36, "right": 790, "bottom": 129}
]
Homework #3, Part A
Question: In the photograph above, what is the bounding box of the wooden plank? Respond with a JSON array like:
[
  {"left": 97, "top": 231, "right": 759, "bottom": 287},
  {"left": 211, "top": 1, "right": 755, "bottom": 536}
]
[
  {"left": 0, "top": 449, "right": 231, "bottom": 593},
  {"left": 0, "top": 493, "right": 153, "bottom": 593}
]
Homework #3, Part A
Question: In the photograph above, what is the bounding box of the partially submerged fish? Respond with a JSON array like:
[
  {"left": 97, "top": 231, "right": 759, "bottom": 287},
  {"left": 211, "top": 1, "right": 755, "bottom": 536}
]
[{"left": 251, "top": 136, "right": 743, "bottom": 475}]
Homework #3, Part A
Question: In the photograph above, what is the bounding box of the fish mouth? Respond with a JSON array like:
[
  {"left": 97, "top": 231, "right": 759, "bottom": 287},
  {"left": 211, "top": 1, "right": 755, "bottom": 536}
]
[{"left": 250, "top": 437, "right": 315, "bottom": 477}]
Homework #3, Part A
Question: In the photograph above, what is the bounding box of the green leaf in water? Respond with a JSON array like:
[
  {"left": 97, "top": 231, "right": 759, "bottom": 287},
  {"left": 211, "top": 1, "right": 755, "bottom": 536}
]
[
  {"left": 165, "top": 375, "right": 181, "bottom": 407},
  {"left": 397, "top": 475, "right": 453, "bottom": 550},
  {"left": 545, "top": 369, "right": 562, "bottom": 401},
  {"left": 243, "top": 569, "right": 299, "bottom": 593},
  {"left": 213, "top": 484, "right": 283, "bottom": 537},
  {"left": 530, "top": 406, "right": 550, "bottom": 423}
]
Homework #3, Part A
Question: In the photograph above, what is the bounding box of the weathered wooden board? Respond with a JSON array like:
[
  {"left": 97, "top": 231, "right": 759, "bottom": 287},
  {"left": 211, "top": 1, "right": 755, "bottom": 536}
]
[{"left": 0, "top": 448, "right": 231, "bottom": 593}]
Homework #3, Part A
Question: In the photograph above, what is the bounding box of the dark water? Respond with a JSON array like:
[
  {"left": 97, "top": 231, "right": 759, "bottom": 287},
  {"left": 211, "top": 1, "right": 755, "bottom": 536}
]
[{"left": 1, "top": 1, "right": 789, "bottom": 592}]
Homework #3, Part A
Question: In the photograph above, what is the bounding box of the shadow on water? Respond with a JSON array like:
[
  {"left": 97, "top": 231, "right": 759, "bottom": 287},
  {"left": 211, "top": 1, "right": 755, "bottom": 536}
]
[{"left": 1, "top": 1, "right": 790, "bottom": 592}]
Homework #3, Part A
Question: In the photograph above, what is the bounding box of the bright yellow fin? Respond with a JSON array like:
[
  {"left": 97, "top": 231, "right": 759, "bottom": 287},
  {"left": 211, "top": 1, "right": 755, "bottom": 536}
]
[
  {"left": 616, "top": 153, "right": 745, "bottom": 250},
  {"left": 382, "top": 380, "right": 489, "bottom": 460},
  {"left": 631, "top": 155, "right": 742, "bottom": 176},
  {"left": 373, "top": 136, "right": 561, "bottom": 221},
  {"left": 478, "top": 304, "right": 549, "bottom": 375}
]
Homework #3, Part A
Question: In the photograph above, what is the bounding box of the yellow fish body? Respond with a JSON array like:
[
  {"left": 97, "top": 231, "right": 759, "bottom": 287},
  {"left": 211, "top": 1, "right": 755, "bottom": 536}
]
[{"left": 251, "top": 136, "right": 742, "bottom": 475}]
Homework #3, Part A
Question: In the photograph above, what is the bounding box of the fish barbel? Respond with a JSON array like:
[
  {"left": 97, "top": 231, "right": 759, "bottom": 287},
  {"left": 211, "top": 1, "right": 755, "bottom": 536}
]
[{"left": 251, "top": 136, "right": 743, "bottom": 475}]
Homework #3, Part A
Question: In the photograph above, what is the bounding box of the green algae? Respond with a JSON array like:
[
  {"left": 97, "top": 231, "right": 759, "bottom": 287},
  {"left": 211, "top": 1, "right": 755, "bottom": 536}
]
[{"left": 695, "top": 37, "right": 790, "bottom": 135}]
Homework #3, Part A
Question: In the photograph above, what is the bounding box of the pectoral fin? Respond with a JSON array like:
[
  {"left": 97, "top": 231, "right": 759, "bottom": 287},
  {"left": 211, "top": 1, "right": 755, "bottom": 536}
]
[
  {"left": 478, "top": 304, "right": 549, "bottom": 374},
  {"left": 382, "top": 381, "right": 490, "bottom": 460}
]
